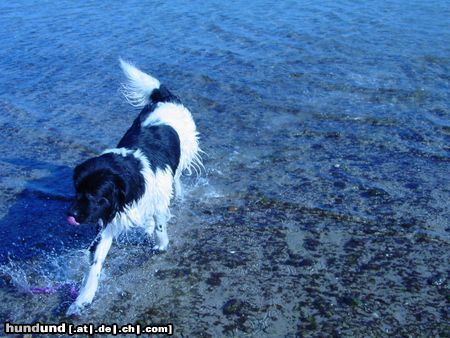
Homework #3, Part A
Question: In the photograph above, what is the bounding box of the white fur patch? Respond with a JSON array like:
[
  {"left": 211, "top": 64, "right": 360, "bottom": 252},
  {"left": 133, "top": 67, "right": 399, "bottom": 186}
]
[
  {"left": 143, "top": 102, "right": 203, "bottom": 176},
  {"left": 101, "top": 147, "right": 133, "bottom": 157}
]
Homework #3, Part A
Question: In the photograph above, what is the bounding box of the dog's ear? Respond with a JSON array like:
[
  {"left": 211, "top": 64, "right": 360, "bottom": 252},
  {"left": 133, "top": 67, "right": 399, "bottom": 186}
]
[{"left": 98, "top": 197, "right": 110, "bottom": 208}]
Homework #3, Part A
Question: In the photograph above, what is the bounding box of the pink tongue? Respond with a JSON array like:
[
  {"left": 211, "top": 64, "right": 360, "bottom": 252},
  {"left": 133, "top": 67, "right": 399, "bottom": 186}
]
[{"left": 67, "top": 216, "right": 80, "bottom": 226}]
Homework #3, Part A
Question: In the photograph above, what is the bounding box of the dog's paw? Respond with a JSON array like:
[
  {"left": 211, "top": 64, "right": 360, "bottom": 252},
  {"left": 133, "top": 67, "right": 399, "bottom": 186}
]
[
  {"left": 152, "top": 244, "right": 168, "bottom": 252},
  {"left": 66, "top": 302, "right": 85, "bottom": 317}
]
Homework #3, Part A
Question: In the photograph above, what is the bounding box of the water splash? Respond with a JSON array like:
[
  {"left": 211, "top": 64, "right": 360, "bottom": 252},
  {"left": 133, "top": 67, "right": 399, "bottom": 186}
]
[{"left": 0, "top": 253, "right": 82, "bottom": 299}]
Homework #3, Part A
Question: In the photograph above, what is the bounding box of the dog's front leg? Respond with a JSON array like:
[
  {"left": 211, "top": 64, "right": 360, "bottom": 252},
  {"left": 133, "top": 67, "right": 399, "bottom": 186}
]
[
  {"left": 66, "top": 224, "right": 114, "bottom": 316},
  {"left": 153, "top": 213, "right": 169, "bottom": 251}
]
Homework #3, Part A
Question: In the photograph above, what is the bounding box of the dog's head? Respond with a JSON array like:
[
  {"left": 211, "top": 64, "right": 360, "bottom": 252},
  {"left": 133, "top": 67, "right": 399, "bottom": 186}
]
[{"left": 67, "top": 158, "right": 125, "bottom": 225}]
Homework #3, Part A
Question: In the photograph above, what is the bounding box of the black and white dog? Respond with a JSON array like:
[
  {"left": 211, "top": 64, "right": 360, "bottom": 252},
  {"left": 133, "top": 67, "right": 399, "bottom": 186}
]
[{"left": 65, "top": 60, "right": 202, "bottom": 316}]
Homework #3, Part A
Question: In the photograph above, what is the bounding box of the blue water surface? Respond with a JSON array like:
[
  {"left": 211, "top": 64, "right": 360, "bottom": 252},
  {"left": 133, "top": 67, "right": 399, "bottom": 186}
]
[{"left": 0, "top": 0, "right": 449, "bottom": 335}]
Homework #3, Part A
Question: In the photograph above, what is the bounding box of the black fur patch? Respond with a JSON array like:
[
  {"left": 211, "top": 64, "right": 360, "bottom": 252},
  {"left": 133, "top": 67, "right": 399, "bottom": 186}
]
[
  {"left": 69, "top": 153, "right": 145, "bottom": 224},
  {"left": 118, "top": 124, "right": 180, "bottom": 173},
  {"left": 74, "top": 153, "right": 145, "bottom": 205},
  {"left": 150, "top": 84, "right": 181, "bottom": 104}
]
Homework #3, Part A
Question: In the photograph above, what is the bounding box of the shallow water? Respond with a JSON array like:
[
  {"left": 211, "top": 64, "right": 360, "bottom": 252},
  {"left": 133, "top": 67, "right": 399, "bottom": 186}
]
[{"left": 0, "top": 0, "right": 449, "bottom": 336}]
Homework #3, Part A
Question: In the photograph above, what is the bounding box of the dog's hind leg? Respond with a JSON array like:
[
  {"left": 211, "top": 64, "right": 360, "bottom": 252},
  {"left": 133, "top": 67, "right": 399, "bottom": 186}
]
[
  {"left": 174, "top": 170, "right": 183, "bottom": 200},
  {"left": 153, "top": 213, "right": 169, "bottom": 251},
  {"left": 144, "top": 216, "right": 155, "bottom": 246},
  {"left": 66, "top": 224, "right": 114, "bottom": 316}
]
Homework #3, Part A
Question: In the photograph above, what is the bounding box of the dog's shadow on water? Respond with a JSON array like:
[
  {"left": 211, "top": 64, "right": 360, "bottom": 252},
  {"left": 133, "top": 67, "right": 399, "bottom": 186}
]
[
  {"left": 0, "top": 158, "right": 158, "bottom": 318},
  {"left": 0, "top": 157, "right": 96, "bottom": 265},
  {"left": 0, "top": 158, "right": 102, "bottom": 318}
]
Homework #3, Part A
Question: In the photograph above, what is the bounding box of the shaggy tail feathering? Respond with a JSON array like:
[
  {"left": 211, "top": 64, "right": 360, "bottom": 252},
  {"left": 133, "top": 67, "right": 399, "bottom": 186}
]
[{"left": 119, "top": 58, "right": 161, "bottom": 108}]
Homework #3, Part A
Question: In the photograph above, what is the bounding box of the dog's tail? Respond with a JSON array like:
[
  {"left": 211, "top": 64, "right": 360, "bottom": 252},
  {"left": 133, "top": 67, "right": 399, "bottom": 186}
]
[{"left": 119, "top": 58, "right": 160, "bottom": 108}]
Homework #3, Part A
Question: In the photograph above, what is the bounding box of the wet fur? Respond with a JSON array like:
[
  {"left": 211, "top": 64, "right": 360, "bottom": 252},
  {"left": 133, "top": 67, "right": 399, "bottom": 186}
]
[{"left": 66, "top": 60, "right": 201, "bottom": 316}]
